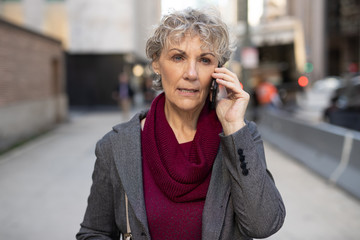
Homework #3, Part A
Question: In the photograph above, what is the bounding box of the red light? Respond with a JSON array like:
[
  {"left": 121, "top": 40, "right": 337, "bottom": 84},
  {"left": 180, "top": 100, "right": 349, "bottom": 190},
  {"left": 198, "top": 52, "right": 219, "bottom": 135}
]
[{"left": 298, "top": 76, "right": 309, "bottom": 87}]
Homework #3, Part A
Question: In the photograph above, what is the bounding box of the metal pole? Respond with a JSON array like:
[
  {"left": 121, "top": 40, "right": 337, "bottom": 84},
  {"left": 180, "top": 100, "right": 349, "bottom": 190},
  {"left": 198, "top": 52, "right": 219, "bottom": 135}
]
[{"left": 242, "top": 0, "right": 251, "bottom": 91}]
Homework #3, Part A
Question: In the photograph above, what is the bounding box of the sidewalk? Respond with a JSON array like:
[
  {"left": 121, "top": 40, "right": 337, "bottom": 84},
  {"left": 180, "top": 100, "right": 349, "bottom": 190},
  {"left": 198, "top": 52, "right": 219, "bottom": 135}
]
[
  {"left": 0, "top": 109, "right": 359, "bottom": 240},
  {"left": 265, "top": 141, "right": 360, "bottom": 240}
]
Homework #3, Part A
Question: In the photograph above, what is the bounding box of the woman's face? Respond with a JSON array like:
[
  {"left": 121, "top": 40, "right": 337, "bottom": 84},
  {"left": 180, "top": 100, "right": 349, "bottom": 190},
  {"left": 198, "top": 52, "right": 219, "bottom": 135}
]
[{"left": 152, "top": 35, "right": 218, "bottom": 114}]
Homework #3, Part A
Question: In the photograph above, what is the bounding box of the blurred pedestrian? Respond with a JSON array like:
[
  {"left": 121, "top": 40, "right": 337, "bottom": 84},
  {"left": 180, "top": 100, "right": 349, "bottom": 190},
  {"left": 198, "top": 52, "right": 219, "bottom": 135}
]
[
  {"left": 255, "top": 77, "right": 282, "bottom": 108},
  {"left": 142, "top": 75, "right": 157, "bottom": 106},
  {"left": 77, "top": 7, "right": 285, "bottom": 240},
  {"left": 112, "top": 72, "right": 134, "bottom": 117}
]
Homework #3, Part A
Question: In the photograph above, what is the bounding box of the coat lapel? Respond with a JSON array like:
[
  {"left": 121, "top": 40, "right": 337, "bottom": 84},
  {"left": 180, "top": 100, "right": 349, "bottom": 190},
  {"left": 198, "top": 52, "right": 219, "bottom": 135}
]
[
  {"left": 110, "top": 112, "right": 149, "bottom": 233},
  {"left": 202, "top": 147, "right": 231, "bottom": 240}
]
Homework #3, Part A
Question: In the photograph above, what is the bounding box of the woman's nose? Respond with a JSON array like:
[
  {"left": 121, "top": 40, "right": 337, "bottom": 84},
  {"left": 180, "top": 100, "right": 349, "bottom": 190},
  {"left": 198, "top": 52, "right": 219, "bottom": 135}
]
[{"left": 184, "top": 61, "right": 198, "bottom": 80}]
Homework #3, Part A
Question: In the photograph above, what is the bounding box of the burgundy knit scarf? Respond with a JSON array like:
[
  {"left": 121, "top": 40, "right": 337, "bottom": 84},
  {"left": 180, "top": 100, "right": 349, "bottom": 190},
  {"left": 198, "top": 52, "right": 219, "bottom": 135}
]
[{"left": 141, "top": 93, "right": 222, "bottom": 202}]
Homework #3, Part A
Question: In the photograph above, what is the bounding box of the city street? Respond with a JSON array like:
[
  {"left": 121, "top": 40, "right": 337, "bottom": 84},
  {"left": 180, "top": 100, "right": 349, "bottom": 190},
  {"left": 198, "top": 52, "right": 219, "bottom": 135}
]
[{"left": 0, "top": 109, "right": 360, "bottom": 240}]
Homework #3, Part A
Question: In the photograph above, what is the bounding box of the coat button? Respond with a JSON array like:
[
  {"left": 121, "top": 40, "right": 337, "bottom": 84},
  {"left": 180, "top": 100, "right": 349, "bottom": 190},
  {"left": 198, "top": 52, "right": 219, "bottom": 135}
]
[
  {"left": 239, "top": 155, "right": 245, "bottom": 162},
  {"left": 240, "top": 162, "right": 247, "bottom": 169},
  {"left": 237, "top": 149, "right": 243, "bottom": 155},
  {"left": 242, "top": 169, "right": 249, "bottom": 176}
]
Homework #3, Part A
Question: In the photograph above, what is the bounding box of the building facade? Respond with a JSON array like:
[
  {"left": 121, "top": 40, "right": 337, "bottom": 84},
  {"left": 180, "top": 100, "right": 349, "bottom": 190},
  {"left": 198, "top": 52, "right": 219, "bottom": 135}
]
[
  {"left": 65, "top": 0, "right": 161, "bottom": 106},
  {"left": 326, "top": 0, "right": 360, "bottom": 76},
  {"left": 0, "top": 0, "right": 161, "bottom": 107},
  {"left": 242, "top": 0, "right": 359, "bottom": 85}
]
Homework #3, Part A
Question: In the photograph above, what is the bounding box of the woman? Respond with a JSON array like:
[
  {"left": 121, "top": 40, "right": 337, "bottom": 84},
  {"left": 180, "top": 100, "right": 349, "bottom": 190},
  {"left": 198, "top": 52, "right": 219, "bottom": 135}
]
[{"left": 77, "top": 8, "right": 285, "bottom": 240}]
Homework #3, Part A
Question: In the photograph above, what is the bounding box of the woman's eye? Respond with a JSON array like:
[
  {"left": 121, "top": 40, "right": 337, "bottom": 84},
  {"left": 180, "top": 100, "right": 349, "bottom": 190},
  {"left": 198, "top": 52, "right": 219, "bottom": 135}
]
[
  {"left": 172, "top": 55, "right": 183, "bottom": 61},
  {"left": 200, "top": 58, "right": 211, "bottom": 64}
]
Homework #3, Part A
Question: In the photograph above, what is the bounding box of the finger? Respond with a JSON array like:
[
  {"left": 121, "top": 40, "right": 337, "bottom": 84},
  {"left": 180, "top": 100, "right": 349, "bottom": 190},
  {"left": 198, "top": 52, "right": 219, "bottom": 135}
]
[
  {"left": 213, "top": 69, "right": 242, "bottom": 88},
  {"left": 215, "top": 67, "right": 238, "bottom": 79},
  {"left": 217, "top": 77, "right": 249, "bottom": 99},
  {"left": 212, "top": 73, "right": 240, "bottom": 88},
  {"left": 216, "top": 78, "right": 242, "bottom": 94},
  {"left": 213, "top": 73, "right": 242, "bottom": 92}
]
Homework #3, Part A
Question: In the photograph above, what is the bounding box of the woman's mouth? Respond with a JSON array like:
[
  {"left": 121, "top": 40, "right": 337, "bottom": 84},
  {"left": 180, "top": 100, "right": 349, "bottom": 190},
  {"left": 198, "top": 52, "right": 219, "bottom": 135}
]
[
  {"left": 177, "top": 88, "right": 199, "bottom": 97},
  {"left": 178, "top": 88, "right": 199, "bottom": 93}
]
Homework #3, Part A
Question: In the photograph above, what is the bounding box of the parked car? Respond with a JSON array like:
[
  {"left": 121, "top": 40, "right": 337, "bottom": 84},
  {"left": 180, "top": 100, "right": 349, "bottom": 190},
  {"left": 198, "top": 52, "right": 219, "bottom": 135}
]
[
  {"left": 296, "top": 76, "right": 344, "bottom": 111},
  {"left": 323, "top": 75, "right": 360, "bottom": 131},
  {"left": 295, "top": 76, "right": 344, "bottom": 121}
]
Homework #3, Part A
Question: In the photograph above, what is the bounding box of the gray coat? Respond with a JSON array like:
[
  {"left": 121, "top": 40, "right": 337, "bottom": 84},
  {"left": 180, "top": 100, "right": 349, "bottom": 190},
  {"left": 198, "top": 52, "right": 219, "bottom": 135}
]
[{"left": 76, "top": 111, "right": 285, "bottom": 240}]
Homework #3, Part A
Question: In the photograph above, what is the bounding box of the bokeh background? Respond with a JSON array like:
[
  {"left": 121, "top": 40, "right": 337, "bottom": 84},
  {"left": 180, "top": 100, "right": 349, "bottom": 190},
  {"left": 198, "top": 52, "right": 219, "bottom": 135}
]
[{"left": 0, "top": 0, "right": 360, "bottom": 239}]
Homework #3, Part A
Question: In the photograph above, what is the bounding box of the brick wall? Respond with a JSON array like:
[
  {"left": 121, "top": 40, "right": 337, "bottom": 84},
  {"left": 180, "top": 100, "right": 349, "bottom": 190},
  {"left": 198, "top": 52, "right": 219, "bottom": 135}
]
[
  {"left": 0, "top": 18, "right": 68, "bottom": 152},
  {"left": 0, "top": 18, "right": 64, "bottom": 106}
]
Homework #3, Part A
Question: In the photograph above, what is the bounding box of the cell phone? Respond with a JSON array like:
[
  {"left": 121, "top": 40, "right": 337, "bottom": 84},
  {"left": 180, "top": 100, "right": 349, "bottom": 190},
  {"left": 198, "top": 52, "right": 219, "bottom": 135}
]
[
  {"left": 210, "top": 78, "right": 218, "bottom": 110},
  {"left": 210, "top": 64, "right": 221, "bottom": 110}
]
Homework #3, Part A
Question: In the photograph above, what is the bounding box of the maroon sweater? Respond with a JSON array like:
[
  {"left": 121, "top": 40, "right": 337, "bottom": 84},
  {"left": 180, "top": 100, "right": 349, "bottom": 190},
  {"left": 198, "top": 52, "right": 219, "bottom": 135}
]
[{"left": 142, "top": 141, "right": 204, "bottom": 240}]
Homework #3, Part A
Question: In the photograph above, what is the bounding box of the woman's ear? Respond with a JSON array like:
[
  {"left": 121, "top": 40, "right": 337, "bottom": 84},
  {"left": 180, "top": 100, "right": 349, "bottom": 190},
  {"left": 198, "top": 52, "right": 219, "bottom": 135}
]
[{"left": 152, "top": 61, "right": 160, "bottom": 75}]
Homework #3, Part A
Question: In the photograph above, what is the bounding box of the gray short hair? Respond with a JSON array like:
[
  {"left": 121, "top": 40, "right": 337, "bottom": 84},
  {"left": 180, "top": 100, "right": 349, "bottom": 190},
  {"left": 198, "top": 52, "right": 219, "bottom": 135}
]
[{"left": 146, "top": 7, "right": 235, "bottom": 90}]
